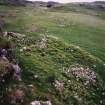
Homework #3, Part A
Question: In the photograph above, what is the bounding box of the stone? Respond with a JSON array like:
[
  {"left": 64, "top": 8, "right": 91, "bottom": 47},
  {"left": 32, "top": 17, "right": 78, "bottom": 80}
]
[
  {"left": 37, "top": 36, "right": 48, "bottom": 49},
  {"left": 54, "top": 80, "right": 64, "bottom": 92},
  {"left": 45, "top": 101, "right": 52, "bottom": 105},
  {"left": 12, "top": 62, "right": 22, "bottom": 81},
  {"left": 7, "top": 32, "right": 25, "bottom": 39},
  {"left": 30, "top": 101, "right": 41, "bottom": 105}
]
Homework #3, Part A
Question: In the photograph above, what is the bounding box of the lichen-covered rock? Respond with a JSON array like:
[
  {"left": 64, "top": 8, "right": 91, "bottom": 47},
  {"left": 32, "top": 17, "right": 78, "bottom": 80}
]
[{"left": 53, "top": 80, "right": 64, "bottom": 92}]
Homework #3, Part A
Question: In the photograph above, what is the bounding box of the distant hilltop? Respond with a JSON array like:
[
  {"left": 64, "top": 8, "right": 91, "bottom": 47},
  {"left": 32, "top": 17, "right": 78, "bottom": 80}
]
[
  {"left": 0, "top": 0, "right": 27, "bottom": 6},
  {"left": 0, "top": 0, "right": 105, "bottom": 10},
  {"left": 0, "top": 0, "right": 61, "bottom": 7},
  {"left": 77, "top": 1, "right": 105, "bottom": 10}
]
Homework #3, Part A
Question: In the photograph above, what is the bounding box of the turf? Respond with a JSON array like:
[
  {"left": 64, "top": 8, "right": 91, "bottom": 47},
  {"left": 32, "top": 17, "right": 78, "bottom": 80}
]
[
  {"left": 0, "top": 4, "right": 105, "bottom": 105},
  {"left": 1, "top": 5, "right": 105, "bottom": 62}
]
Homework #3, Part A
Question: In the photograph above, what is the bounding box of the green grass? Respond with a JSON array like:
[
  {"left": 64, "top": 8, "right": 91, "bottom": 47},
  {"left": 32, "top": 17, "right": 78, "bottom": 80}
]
[
  {"left": 1, "top": 5, "right": 105, "bottom": 62},
  {"left": 52, "top": 3, "right": 105, "bottom": 20},
  {"left": 14, "top": 35, "right": 105, "bottom": 105},
  {"left": 0, "top": 4, "right": 105, "bottom": 105}
]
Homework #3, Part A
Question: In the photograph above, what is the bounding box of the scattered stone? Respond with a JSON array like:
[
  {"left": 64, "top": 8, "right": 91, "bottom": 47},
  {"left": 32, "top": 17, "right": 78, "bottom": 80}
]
[
  {"left": 30, "top": 101, "right": 41, "bottom": 105},
  {"left": 63, "top": 66, "right": 97, "bottom": 85},
  {"left": 45, "top": 101, "right": 52, "bottom": 105},
  {"left": 37, "top": 36, "right": 48, "bottom": 49},
  {"left": 12, "top": 60, "right": 22, "bottom": 81},
  {"left": 72, "top": 67, "right": 97, "bottom": 84},
  {"left": 54, "top": 80, "right": 64, "bottom": 92},
  {"left": 6, "top": 32, "right": 25, "bottom": 39}
]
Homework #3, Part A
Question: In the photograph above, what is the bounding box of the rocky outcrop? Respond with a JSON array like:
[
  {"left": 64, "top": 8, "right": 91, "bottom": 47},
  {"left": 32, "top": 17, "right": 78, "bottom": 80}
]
[{"left": 0, "top": 36, "right": 23, "bottom": 104}]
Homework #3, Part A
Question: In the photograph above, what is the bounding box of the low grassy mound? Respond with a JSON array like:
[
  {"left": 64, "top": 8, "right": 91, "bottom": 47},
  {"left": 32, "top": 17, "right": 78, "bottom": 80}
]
[{"left": 8, "top": 35, "right": 105, "bottom": 105}]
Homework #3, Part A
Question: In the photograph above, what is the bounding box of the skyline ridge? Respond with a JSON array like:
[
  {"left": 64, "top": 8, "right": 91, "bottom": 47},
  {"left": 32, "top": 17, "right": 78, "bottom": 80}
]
[{"left": 27, "top": 0, "right": 105, "bottom": 3}]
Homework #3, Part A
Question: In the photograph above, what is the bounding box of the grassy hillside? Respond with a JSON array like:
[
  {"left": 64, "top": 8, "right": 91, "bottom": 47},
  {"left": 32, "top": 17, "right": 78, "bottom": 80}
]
[
  {"left": 0, "top": 34, "right": 105, "bottom": 105},
  {"left": 0, "top": 3, "right": 105, "bottom": 105},
  {"left": 1, "top": 5, "right": 105, "bottom": 62},
  {"left": 52, "top": 3, "right": 105, "bottom": 19}
]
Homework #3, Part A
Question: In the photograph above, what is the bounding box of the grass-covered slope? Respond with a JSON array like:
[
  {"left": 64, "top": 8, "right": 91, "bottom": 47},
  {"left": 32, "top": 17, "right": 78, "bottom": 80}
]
[
  {"left": 52, "top": 3, "right": 105, "bottom": 19},
  {"left": 0, "top": 5, "right": 105, "bottom": 62},
  {"left": 1, "top": 35, "right": 105, "bottom": 105},
  {"left": 10, "top": 35, "right": 105, "bottom": 105},
  {"left": 0, "top": 4, "right": 105, "bottom": 105}
]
